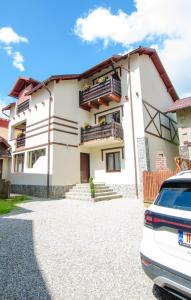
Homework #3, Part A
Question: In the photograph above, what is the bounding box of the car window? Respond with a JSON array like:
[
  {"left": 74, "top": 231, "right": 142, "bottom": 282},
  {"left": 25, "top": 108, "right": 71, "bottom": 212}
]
[{"left": 155, "top": 188, "right": 191, "bottom": 211}]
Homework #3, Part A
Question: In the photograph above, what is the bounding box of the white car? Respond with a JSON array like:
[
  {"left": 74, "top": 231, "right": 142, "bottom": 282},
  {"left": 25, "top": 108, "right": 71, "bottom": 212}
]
[{"left": 141, "top": 171, "right": 191, "bottom": 299}]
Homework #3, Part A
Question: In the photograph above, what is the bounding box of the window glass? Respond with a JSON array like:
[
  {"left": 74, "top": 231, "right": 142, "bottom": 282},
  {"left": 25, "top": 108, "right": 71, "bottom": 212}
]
[
  {"left": 14, "top": 153, "right": 24, "bottom": 173},
  {"left": 106, "top": 151, "right": 121, "bottom": 172},
  {"left": 98, "top": 110, "right": 120, "bottom": 124},
  {"left": 115, "top": 152, "right": 121, "bottom": 170},
  {"left": 28, "top": 148, "right": 46, "bottom": 168},
  {"left": 107, "top": 153, "right": 114, "bottom": 171},
  {"left": 155, "top": 188, "right": 191, "bottom": 211}
]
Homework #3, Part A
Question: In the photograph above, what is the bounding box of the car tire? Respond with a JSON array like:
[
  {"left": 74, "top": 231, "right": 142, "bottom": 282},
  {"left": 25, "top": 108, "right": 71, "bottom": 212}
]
[{"left": 152, "top": 284, "right": 178, "bottom": 300}]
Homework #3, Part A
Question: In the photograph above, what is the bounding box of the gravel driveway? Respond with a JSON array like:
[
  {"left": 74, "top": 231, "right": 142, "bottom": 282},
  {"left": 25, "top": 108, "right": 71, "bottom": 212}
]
[{"left": 0, "top": 197, "right": 176, "bottom": 300}]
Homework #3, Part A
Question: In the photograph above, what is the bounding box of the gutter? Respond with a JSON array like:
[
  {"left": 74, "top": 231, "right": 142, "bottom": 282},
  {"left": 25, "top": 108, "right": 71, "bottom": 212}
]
[
  {"left": 42, "top": 83, "right": 52, "bottom": 198},
  {"left": 127, "top": 54, "right": 139, "bottom": 198}
]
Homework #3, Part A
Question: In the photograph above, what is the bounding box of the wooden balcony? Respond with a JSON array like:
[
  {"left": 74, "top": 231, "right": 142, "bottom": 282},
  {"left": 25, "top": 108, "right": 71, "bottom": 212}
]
[
  {"left": 17, "top": 99, "right": 30, "bottom": 114},
  {"left": 79, "top": 76, "right": 121, "bottom": 111},
  {"left": 81, "top": 122, "right": 123, "bottom": 145},
  {"left": 16, "top": 136, "right": 25, "bottom": 148}
]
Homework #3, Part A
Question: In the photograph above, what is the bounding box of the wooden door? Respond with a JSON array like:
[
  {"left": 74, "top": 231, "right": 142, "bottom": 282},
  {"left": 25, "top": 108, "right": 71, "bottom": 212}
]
[{"left": 80, "top": 153, "right": 90, "bottom": 183}]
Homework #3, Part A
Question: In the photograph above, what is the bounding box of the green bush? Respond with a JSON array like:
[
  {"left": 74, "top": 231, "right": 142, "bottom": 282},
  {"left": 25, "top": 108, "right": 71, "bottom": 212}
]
[
  {"left": 0, "top": 195, "right": 30, "bottom": 215},
  {"left": 89, "top": 177, "right": 95, "bottom": 198}
]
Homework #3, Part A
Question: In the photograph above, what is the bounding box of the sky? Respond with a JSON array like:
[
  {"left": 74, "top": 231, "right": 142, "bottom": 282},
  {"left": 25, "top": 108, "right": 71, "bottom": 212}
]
[{"left": 0, "top": 0, "right": 190, "bottom": 111}]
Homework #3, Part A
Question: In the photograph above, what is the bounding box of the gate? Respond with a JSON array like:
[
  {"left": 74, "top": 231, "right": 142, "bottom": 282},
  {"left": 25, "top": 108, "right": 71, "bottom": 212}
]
[{"left": 143, "top": 170, "right": 176, "bottom": 203}]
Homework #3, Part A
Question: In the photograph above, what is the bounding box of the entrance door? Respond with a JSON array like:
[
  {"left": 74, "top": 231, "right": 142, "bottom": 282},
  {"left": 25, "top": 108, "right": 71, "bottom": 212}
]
[
  {"left": 0, "top": 160, "right": 3, "bottom": 179},
  {"left": 80, "top": 153, "right": 90, "bottom": 183}
]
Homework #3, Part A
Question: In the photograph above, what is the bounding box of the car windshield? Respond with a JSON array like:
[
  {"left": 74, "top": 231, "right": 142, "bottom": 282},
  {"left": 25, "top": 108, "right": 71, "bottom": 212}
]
[{"left": 155, "top": 187, "right": 191, "bottom": 211}]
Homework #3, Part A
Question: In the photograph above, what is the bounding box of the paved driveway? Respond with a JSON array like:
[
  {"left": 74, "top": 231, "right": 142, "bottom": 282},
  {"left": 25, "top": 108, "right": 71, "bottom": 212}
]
[{"left": 0, "top": 198, "right": 174, "bottom": 299}]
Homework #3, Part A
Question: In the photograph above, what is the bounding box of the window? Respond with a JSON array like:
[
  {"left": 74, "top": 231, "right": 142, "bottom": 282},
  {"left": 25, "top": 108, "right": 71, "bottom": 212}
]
[
  {"left": 106, "top": 152, "right": 121, "bottom": 172},
  {"left": 28, "top": 148, "right": 46, "bottom": 168},
  {"left": 98, "top": 110, "right": 120, "bottom": 124},
  {"left": 155, "top": 188, "right": 191, "bottom": 212},
  {"left": 14, "top": 153, "right": 24, "bottom": 173}
]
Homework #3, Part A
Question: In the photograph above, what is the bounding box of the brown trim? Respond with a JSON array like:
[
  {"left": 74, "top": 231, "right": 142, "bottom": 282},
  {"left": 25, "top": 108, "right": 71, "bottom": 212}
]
[
  {"left": 26, "top": 123, "right": 48, "bottom": 133},
  {"left": 13, "top": 143, "right": 48, "bottom": 153},
  {"left": 143, "top": 99, "right": 179, "bottom": 145},
  {"left": 50, "top": 128, "right": 78, "bottom": 135},
  {"left": 106, "top": 151, "right": 121, "bottom": 172},
  {"left": 94, "top": 105, "right": 123, "bottom": 123},
  {"left": 26, "top": 117, "right": 49, "bottom": 128},
  {"left": 13, "top": 142, "right": 78, "bottom": 153},
  {"left": 26, "top": 129, "right": 48, "bottom": 139},
  {"left": 101, "top": 146, "right": 124, "bottom": 161},
  {"left": 26, "top": 115, "right": 78, "bottom": 129},
  {"left": 25, "top": 127, "right": 78, "bottom": 140},
  {"left": 52, "top": 115, "right": 78, "bottom": 125},
  {"left": 26, "top": 121, "right": 78, "bottom": 134},
  {"left": 51, "top": 142, "right": 78, "bottom": 148},
  {"left": 51, "top": 121, "right": 78, "bottom": 130}
]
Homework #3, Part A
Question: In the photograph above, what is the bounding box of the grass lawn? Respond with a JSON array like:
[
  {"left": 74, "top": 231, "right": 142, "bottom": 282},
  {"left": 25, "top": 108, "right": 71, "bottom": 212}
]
[{"left": 0, "top": 195, "right": 30, "bottom": 215}]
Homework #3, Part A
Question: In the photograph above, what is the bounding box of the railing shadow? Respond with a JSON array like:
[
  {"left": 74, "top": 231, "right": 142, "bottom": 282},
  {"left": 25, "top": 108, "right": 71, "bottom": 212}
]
[{"left": 0, "top": 217, "right": 51, "bottom": 299}]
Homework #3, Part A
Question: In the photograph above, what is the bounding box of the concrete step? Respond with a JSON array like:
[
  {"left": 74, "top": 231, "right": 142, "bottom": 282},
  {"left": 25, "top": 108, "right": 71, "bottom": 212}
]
[
  {"left": 72, "top": 186, "right": 111, "bottom": 192},
  {"left": 65, "top": 182, "right": 122, "bottom": 202},
  {"left": 66, "top": 191, "right": 117, "bottom": 197},
  {"left": 65, "top": 192, "right": 91, "bottom": 199},
  {"left": 75, "top": 183, "right": 106, "bottom": 188},
  {"left": 94, "top": 194, "right": 122, "bottom": 202}
]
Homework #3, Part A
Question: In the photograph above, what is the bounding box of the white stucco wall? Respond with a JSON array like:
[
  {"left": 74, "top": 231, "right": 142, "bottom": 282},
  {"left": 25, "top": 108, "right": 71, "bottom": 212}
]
[{"left": 139, "top": 54, "right": 178, "bottom": 171}]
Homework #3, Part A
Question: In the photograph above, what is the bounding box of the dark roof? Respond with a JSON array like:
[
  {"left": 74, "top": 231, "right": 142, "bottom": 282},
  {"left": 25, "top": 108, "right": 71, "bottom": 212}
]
[
  {"left": 2, "top": 102, "right": 16, "bottom": 111},
  {"left": 0, "top": 136, "right": 11, "bottom": 157},
  {"left": 8, "top": 46, "right": 179, "bottom": 102},
  {"left": 9, "top": 77, "right": 40, "bottom": 98},
  {"left": 27, "top": 74, "right": 79, "bottom": 95},
  {"left": 166, "top": 96, "right": 191, "bottom": 113},
  {"left": 0, "top": 118, "right": 9, "bottom": 128}
]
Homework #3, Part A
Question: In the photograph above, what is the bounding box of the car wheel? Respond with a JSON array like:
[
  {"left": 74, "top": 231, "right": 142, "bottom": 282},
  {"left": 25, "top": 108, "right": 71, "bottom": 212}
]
[{"left": 152, "top": 284, "right": 178, "bottom": 300}]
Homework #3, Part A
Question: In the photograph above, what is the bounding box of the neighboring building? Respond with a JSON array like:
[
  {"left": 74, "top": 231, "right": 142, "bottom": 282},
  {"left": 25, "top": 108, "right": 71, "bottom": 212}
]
[
  {"left": 167, "top": 96, "right": 191, "bottom": 161},
  {"left": 3, "top": 47, "right": 179, "bottom": 198},
  {"left": 0, "top": 118, "right": 9, "bottom": 139},
  {"left": 0, "top": 118, "right": 10, "bottom": 179}
]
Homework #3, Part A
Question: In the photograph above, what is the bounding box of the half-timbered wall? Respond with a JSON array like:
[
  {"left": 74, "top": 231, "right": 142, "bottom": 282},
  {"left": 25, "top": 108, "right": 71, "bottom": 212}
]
[{"left": 139, "top": 54, "right": 179, "bottom": 171}]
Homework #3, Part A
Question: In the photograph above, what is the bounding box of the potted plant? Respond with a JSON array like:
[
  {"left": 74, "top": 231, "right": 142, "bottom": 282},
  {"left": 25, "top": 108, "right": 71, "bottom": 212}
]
[
  {"left": 17, "top": 132, "right": 25, "bottom": 138},
  {"left": 84, "top": 122, "right": 91, "bottom": 130},
  {"left": 82, "top": 83, "right": 91, "bottom": 91},
  {"left": 89, "top": 176, "right": 95, "bottom": 198},
  {"left": 99, "top": 118, "right": 107, "bottom": 126},
  {"left": 96, "top": 76, "right": 108, "bottom": 84}
]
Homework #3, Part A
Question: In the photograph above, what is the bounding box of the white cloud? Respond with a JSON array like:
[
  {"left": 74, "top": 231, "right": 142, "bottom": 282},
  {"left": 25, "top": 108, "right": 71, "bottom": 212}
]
[
  {"left": 0, "top": 27, "right": 27, "bottom": 72},
  {"left": 74, "top": 0, "right": 191, "bottom": 97},
  {"left": 12, "top": 51, "right": 25, "bottom": 72},
  {"left": 0, "top": 27, "right": 28, "bottom": 44},
  {"left": 4, "top": 46, "right": 25, "bottom": 71}
]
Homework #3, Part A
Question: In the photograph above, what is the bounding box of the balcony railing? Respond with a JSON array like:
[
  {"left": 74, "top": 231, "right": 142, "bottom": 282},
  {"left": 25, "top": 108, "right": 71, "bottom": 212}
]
[
  {"left": 17, "top": 99, "right": 30, "bottom": 114},
  {"left": 79, "top": 76, "right": 121, "bottom": 108},
  {"left": 81, "top": 122, "right": 123, "bottom": 143},
  {"left": 16, "top": 136, "right": 25, "bottom": 148}
]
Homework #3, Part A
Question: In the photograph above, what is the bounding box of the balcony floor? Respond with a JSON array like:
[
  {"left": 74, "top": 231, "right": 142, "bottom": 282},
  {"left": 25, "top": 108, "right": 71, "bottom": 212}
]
[
  {"left": 80, "top": 93, "right": 121, "bottom": 111},
  {"left": 80, "top": 136, "right": 123, "bottom": 148}
]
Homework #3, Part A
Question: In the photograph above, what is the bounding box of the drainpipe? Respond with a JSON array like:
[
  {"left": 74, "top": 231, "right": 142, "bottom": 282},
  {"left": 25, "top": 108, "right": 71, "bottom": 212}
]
[
  {"left": 127, "top": 55, "right": 139, "bottom": 198},
  {"left": 42, "top": 82, "right": 52, "bottom": 198}
]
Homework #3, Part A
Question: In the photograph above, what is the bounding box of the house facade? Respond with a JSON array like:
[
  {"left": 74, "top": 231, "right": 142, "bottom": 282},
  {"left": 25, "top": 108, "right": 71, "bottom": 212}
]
[
  {"left": 0, "top": 118, "right": 10, "bottom": 180},
  {"left": 3, "top": 47, "right": 179, "bottom": 198},
  {"left": 167, "top": 96, "right": 191, "bottom": 162}
]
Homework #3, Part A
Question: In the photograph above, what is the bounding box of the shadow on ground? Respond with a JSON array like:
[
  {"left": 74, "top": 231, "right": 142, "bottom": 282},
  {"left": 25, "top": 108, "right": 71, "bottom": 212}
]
[{"left": 0, "top": 216, "right": 51, "bottom": 299}]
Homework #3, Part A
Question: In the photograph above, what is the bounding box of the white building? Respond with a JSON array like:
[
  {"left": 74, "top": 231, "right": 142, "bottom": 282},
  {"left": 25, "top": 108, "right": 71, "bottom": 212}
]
[{"left": 3, "top": 47, "right": 179, "bottom": 198}]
